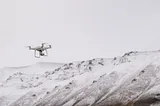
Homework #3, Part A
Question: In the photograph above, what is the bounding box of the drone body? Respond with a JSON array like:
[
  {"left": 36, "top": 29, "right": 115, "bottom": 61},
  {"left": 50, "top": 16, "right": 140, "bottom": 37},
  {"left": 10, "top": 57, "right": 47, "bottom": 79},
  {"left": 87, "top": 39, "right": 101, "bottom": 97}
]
[{"left": 27, "top": 43, "right": 51, "bottom": 58}]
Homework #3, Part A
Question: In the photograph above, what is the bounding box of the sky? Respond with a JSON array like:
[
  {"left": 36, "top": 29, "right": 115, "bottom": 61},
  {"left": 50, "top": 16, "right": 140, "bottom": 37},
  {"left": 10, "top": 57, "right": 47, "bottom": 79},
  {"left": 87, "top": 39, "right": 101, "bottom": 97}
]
[{"left": 0, "top": 0, "right": 160, "bottom": 68}]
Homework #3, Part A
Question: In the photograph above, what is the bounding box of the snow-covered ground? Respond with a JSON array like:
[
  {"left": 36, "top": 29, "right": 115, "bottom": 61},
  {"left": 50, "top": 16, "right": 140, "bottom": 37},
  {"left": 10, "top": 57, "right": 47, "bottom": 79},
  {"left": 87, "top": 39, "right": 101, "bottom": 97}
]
[{"left": 1, "top": 50, "right": 160, "bottom": 106}]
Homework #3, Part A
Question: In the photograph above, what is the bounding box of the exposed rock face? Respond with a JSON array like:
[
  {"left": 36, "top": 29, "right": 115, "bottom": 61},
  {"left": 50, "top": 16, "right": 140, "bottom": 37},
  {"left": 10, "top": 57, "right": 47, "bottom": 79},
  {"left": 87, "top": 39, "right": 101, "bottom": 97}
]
[{"left": 1, "top": 51, "right": 160, "bottom": 106}]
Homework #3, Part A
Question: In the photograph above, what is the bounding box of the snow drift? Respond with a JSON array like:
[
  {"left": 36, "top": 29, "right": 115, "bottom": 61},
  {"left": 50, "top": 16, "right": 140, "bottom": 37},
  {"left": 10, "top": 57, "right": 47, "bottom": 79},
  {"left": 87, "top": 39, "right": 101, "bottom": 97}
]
[{"left": 1, "top": 51, "right": 160, "bottom": 106}]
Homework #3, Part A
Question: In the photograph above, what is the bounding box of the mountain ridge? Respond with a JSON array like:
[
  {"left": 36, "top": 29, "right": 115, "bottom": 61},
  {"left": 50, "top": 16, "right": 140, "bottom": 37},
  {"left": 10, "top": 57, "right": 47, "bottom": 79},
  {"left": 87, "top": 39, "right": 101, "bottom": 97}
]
[{"left": 1, "top": 50, "right": 160, "bottom": 106}]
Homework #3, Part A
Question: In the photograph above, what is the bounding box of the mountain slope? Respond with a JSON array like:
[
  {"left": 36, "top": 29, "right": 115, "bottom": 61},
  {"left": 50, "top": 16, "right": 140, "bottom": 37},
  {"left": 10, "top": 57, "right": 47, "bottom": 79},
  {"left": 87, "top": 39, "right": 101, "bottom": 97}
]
[
  {"left": 0, "top": 62, "right": 64, "bottom": 106},
  {"left": 1, "top": 51, "right": 160, "bottom": 106}
]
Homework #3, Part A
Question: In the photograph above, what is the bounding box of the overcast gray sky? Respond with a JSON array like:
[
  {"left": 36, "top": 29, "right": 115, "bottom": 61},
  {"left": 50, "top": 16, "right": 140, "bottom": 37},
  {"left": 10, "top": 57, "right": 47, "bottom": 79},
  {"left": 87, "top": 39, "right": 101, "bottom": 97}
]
[{"left": 0, "top": 0, "right": 160, "bottom": 68}]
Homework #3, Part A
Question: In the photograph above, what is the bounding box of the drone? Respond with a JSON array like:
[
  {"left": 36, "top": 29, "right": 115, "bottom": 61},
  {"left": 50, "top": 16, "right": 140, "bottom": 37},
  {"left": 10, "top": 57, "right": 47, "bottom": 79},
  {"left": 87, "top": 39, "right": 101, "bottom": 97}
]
[{"left": 27, "top": 43, "right": 52, "bottom": 58}]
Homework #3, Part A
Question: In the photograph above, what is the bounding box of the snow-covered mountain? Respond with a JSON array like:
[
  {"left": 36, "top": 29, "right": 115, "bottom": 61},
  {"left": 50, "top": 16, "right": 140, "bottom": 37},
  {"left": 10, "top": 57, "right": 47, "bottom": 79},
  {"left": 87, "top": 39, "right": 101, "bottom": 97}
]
[
  {"left": 1, "top": 50, "right": 160, "bottom": 106},
  {"left": 0, "top": 62, "right": 64, "bottom": 106}
]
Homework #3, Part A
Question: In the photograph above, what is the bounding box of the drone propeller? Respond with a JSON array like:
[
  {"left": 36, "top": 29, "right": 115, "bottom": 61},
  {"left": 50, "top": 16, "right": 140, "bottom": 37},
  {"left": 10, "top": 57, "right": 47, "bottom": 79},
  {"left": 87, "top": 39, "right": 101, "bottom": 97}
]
[
  {"left": 42, "top": 43, "right": 48, "bottom": 45},
  {"left": 25, "top": 46, "right": 31, "bottom": 49}
]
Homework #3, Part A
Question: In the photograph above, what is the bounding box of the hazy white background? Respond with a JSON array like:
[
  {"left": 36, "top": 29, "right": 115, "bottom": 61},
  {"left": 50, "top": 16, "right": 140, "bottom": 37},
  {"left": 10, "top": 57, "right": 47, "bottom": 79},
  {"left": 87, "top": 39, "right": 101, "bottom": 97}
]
[{"left": 0, "top": 0, "right": 160, "bottom": 68}]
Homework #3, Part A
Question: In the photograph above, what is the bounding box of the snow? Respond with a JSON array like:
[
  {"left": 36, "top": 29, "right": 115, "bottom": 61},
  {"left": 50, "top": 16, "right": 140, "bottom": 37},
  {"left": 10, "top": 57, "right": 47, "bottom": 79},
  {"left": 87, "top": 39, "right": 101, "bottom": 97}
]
[
  {"left": 0, "top": 62, "right": 64, "bottom": 105},
  {"left": 1, "top": 50, "right": 160, "bottom": 105}
]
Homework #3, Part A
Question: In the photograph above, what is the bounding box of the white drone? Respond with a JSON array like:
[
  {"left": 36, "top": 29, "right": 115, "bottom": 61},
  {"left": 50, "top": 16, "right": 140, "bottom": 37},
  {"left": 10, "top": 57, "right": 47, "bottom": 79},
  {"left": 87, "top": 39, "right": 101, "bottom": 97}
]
[{"left": 27, "top": 43, "right": 51, "bottom": 58}]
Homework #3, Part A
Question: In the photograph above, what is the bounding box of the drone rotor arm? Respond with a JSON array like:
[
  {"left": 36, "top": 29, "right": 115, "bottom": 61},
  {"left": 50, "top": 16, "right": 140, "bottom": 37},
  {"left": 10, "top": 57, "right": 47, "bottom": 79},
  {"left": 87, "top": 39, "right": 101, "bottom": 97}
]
[
  {"left": 30, "top": 48, "right": 36, "bottom": 50},
  {"left": 26, "top": 46, "right": 36, "bottom": 50}
]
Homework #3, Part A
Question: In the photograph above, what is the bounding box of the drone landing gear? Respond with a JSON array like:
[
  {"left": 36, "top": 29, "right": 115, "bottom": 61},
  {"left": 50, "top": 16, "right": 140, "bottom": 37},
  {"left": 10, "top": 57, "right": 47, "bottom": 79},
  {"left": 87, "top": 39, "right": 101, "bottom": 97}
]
[
  {"left": 34, "top": 50, "right": 48, "bottom": 58},
  {"left": 44, "top": 50, "right": 48, "bottom": 56},
  {"left": 34, "top": 50, "right": 40, "bottom": 58}
]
